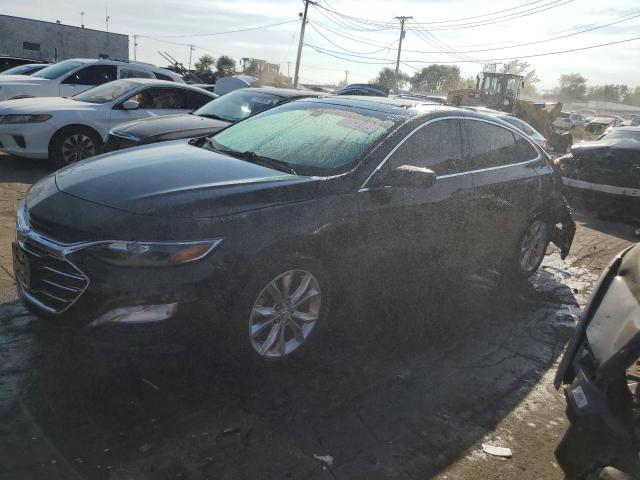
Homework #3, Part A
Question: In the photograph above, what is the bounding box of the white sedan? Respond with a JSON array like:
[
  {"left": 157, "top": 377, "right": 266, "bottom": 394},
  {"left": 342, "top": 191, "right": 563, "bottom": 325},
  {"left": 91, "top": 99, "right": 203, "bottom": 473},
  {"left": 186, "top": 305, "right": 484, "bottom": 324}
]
[{"left": 0, "top": 79, "right": 216, "bottom": 164}]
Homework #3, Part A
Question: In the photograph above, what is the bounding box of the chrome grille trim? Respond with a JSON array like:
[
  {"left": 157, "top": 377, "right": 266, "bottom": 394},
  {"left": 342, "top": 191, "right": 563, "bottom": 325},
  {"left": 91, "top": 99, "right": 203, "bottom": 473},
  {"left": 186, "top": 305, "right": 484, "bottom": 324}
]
[{"left": 14, "top": 200, "right": 90, "bottom": 314}]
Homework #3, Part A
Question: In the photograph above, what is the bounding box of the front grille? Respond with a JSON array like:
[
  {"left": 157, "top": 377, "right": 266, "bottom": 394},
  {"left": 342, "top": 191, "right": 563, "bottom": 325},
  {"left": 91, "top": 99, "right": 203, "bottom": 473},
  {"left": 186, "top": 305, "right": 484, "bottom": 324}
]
[{"left": 13, "top": 238, "right": 88, "bottom": 314}]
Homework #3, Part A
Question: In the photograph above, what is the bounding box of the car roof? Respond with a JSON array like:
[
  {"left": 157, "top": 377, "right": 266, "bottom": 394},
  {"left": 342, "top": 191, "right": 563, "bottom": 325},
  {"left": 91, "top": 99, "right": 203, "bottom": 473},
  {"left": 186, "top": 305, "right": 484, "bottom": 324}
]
[
  {"left": 300, "top": 95, "right": 458, "bottom": 118},
  {"left": 613, "top": 126, "right": 640, "bottom": 131},
  {"left": 62, "top": 58, "right": 181, "bottom": 75},
  {"left": 239, "top": 86, "right": 323, "bottom": 98},
  {"left": 109, "top": 78, "right": 215, "bottom": 93}
]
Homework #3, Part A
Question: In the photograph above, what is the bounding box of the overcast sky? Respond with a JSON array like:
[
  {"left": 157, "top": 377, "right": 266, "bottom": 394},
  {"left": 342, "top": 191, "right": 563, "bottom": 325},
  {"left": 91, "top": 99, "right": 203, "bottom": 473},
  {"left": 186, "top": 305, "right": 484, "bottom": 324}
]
[{"left": 4, "top": 0, "right": 640, "bottom": 90}]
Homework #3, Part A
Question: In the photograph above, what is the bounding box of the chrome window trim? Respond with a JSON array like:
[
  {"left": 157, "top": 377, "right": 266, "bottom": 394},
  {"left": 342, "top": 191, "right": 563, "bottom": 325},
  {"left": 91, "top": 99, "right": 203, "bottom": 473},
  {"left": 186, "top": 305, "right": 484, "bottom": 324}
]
[{"left": 359, "top": 114, "right": 542, "bottom": 191}]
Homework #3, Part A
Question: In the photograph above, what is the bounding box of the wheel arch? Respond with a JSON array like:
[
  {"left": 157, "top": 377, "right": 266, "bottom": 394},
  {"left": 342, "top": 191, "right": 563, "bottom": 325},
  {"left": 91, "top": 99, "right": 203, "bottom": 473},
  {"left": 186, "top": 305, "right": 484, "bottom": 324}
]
[{"left": 48, "top": 123, "right": 103, "bottom": 153}]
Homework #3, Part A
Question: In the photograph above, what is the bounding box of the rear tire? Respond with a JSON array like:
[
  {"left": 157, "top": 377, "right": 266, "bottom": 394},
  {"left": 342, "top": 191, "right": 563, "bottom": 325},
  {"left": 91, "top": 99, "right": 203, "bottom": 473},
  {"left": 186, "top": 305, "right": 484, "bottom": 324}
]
[
  {"left": 504, "top": 217, "right": 551, "bottom": 280},
  {"left": 49, "top": 126, "right": 102, "bottom": 166}
]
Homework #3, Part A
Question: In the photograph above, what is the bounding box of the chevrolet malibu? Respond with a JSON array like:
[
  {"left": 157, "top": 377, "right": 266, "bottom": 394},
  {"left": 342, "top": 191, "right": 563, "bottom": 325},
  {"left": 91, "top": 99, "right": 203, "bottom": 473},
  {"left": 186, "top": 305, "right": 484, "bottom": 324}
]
[{"left": 13, "top": 97, "right": 575, "bottom": 361}]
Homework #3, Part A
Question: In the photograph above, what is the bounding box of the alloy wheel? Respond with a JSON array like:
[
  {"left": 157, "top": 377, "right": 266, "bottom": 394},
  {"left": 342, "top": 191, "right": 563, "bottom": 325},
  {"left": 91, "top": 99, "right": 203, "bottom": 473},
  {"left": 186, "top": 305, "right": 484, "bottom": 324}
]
[
  {"left": 519, "top": 219, "right": 548, "bottom": 272},
  {"left": 248, "top": 269, "right": 322, "bottom": 358},
  {"left": 61, "top": 133, "right": 96, "bottom": 163}
]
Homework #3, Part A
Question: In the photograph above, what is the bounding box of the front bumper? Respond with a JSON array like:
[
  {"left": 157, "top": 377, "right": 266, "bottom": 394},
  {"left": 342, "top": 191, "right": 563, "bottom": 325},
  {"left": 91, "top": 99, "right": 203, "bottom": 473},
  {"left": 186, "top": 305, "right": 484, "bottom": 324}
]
[
  {"left": 0, "top": 123, "right": 52, "bottom": 159},
  {"left": 12, "top": 202, "right": 235, "bottom": 346}
]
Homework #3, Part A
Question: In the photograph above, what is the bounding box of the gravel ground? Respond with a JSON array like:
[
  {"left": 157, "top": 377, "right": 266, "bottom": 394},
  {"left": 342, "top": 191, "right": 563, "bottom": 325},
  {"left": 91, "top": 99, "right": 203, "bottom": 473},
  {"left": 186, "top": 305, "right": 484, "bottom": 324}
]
[{"left": 0, "top": 152, "right": 637, "bottom": 480}]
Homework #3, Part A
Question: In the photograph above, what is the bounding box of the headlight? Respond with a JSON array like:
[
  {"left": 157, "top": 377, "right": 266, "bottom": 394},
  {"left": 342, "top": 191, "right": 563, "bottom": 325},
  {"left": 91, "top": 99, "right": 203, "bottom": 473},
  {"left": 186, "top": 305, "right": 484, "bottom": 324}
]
[
  {"left": 85, "top": 239, "right": 222, "bottom": 267},
  {"left": 0, "top": 114, "right": 52, "bottom": 124}
]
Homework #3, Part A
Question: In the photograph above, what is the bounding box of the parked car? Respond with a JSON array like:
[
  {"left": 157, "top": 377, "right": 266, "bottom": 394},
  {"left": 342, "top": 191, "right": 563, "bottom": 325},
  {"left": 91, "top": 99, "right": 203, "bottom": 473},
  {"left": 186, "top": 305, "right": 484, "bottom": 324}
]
[
  {"left": 554, "top": 127, "right": 640, "bottom": 216},
  {"left": 336, "top": 83, "right": 389, "bottom": 96},
  {"left": 0, "top": 55, "right": 47, "bottom": 73},
  {"left": 585, "top": 116, "right": 623, "bottom": 135},
  {"left": 104, "top": 87, "right": 320, "bottom": 152},
  {"left": 492, "top": 113, "right": 547, "bottom": 150},
  {"left": 555, "top": 242, "right": 640, "bottom": 479},
  {"left": 1, "top": 63, "right": 50, "bottom": 76},
  {"left": 12, "top": 98, "right": 575, "bottom": 360},
  {"left": 0, "top": 58, "right": 183, "bottom": 101},
  {"left": 213, "top": 75, "right": 258, "bottom": 96},
  {"left": 553, "top": 111, "right": 586, "bottom": 130},
  {"left": 0, "top": 79, "right": 216, "bottom": 164}
]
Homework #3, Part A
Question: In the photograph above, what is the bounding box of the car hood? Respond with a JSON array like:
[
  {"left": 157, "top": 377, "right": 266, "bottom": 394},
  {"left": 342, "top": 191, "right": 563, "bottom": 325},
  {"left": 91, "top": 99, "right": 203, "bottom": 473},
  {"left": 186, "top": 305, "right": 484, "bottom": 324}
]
[
  {"left": 0, "top": 74, "right": 49, "bottom": 84},
  {"left": 55, "top": 141, "right": 319, "bottom": 218},
  {"left": 0, "top": 96, "right": 97, "bottom": 113},
  {"left": 112, "top": 114, "right": 230, "bottom": 139},
  {"left": 570, "top": 138, "right": 640, "bottom": 159}
]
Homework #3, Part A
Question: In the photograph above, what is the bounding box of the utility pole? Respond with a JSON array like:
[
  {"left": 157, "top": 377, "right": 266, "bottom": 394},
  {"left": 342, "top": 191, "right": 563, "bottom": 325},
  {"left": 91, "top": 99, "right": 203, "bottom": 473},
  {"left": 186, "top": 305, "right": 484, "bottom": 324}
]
[
  {"left": 188, "top": 44, "right": 195, "bottom": 71},
  {"left": 133, "top": 34, "right": 138, "bottom": 61},
  {"left": 345, "top": 70, "right": 349, "bottom": 84},
  {"left": 394, "top": 16, "right": 411, "bottom": 93},
  {"left": 287, "top": 61, "right": 291, "bottom": 77},
  {"left": 293, "top": 0, "right": 316, "bottom": 88}
]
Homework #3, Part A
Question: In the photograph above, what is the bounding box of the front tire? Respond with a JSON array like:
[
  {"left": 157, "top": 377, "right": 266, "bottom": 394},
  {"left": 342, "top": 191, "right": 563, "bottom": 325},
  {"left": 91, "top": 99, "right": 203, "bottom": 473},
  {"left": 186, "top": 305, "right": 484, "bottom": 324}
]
[
  {"left": 50, "top": 127, "right": 101, "bottom": 166},
  {"left": 228, "top": 254, "right": 331, "bottom": 364}
]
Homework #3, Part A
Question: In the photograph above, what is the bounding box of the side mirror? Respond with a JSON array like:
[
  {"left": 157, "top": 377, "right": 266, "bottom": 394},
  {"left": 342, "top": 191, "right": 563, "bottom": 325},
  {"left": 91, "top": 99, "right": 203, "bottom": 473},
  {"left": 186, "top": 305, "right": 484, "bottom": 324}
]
[
  {"left": 372, "top": 165, "right": 437, "bottom": 190},
  {"left": 122, "top": 99, "right": 140, "bottom": 110}
]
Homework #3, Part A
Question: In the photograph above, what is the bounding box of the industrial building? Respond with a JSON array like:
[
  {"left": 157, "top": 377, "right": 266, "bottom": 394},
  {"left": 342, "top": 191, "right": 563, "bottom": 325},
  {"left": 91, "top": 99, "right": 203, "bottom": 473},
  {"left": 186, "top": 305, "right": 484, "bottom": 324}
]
[{"left": 0, "top": 14, "right": 128, "bottom": 63}]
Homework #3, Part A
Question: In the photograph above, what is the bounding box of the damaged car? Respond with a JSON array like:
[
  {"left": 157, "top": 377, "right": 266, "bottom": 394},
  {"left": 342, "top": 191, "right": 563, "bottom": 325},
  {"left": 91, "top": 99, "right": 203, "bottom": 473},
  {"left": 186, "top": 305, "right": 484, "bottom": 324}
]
[
  {"left": 555, "top": 242, "right": 640, "bottom": 479},
  {"left": 554, "top": 127, "right": 640, "bottom": 217},
  {"left": 13, "top": 97, "right": 574, "bottom": 360}
]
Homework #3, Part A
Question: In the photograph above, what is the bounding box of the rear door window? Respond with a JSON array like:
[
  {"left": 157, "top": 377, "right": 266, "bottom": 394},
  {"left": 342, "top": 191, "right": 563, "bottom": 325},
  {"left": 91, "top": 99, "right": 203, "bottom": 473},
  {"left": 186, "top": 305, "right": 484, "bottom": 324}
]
[
  {"left": 128, "top": 87, "right": 188, "bottom": 109},
  {"left": 461, "top": 119, "right": 520, "bottom": 170},
  {"left": 119, "top": 68, "right": 154, "bottom": 79},
  {"left": 386, "top": 119, "right": 463, "bottom": 175},
  {"left": 62, "top": 65, "right": 117, "bottom": 86},
  {"left": 186, "top": 90, "right": 214, "bottom": 110}
]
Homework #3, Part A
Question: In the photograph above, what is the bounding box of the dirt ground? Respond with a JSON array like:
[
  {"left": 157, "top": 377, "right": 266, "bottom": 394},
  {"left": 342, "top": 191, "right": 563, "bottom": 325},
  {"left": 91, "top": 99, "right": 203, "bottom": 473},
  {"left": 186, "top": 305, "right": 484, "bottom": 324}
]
[{"left": 0, "top": 152, "right": 637, "bottom": 480}]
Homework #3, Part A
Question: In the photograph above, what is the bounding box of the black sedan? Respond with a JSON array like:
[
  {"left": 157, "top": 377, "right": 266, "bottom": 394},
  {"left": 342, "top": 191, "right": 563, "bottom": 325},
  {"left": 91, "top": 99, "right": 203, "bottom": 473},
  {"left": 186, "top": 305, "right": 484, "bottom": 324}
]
[
  {"left": 555, "top": 127, "right": 640, "bottom": 216},
  {"left": 104, "top": 86, "right": 322, "bottom": 152},
  {"left": 14, "top": 97, "right": 575, "bottom": 361}
]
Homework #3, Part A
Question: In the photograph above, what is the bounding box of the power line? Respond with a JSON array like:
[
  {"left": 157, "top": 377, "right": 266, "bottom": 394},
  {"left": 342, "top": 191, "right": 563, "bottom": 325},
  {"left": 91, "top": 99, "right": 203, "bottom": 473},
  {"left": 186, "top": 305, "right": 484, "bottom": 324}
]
[
  {"left": 141, "top": 19, "right": 300, "bottom": 38},
  {"left": 314, "top": 0, "right": 566, "bottom": 29},
  {"left": 314, "top": 0, "right": 396, "bottom": 31},
  {"left": 306, "top": 35, "right": 640, "bottom": 65},
  {"left": 309, "top": 20, "right": 398, "bottom": 48},
  {"left": 408, "top": 21, "right": 479, "bottom": 61},
  {"left": 314, "top": 0, "right": 573, "bottom": 32},
  {"left": 403, "top": 12, "right": 640, "bottom": 53},
  {"left": 404, "top": 0, "right": 575, "bottom": 30},
  {"left": 307, "top": 21, "right": 398, "bottom": 55}
]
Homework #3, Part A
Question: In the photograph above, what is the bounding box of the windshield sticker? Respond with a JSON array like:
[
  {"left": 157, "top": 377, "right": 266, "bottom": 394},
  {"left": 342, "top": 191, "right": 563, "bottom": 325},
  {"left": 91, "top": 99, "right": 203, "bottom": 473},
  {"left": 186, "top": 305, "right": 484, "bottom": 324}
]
[
  {"left": 337, "top": 117, "right": 383, "bottom": 134},
  {"left": 250, "top": 97, "right": 274, "bottom": 105}
]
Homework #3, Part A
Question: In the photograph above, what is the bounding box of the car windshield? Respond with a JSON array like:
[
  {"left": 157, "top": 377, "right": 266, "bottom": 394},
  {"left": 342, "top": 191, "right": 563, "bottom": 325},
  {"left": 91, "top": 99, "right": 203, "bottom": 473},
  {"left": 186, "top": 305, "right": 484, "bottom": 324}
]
[
  {"left": 194, "top": 89, "right": 283, "bottom": 122},
  {"left": 207, "top": 102, "right": 399, "bottom": 175},
  {"left": 1, "top": 65, "right": 35, "bottom": 75},
  {"left": 600, "top": 129, "right": 640, "bottom": 141},
  {"left": 72, "top": 80, "right": 140, "bottom": 104},
  {"left": 32, "top": 60, "right": 83, "bottom": 79}
]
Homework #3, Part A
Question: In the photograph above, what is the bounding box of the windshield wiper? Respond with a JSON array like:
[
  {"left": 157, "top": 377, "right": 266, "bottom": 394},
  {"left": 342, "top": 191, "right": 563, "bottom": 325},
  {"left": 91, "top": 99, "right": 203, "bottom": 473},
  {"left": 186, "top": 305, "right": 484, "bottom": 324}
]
[
  {"left": 231, "top": 150, "right": 297, "bottom": 175},
  {"left": 200, "top": 140, "right": 295, "bottom": 174},
  {"left": 198, "top": 113, "right": 228, "bottom": 121}
]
